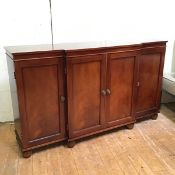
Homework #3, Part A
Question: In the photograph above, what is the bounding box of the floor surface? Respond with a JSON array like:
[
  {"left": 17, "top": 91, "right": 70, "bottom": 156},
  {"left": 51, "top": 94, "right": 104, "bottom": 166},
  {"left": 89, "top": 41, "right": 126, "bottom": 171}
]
[{"left": 0, "top": 104, "right": 175, "bottom": 175}]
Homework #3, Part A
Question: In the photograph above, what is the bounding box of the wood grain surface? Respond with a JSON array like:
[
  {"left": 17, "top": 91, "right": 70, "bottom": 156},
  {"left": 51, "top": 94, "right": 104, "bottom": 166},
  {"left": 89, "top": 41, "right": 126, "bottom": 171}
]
[{"left": 0, "top": 104, "right": 175, "bottom": 175}]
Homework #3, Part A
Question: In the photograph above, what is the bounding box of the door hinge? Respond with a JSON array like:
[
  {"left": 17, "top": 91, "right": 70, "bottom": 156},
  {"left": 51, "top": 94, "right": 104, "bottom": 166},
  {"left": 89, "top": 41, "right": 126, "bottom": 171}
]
[
  {"left": 66, "top": 124, "right": 69, "bottom": 132},
  {"left": 136, "top": 82, "right": 140, "bottom": 87},
  {"left": 14, "top": 72, "right": 16, "bottom": 79},
  {"left": 64, "top": 68, "right": 67, "bottom": 74}
]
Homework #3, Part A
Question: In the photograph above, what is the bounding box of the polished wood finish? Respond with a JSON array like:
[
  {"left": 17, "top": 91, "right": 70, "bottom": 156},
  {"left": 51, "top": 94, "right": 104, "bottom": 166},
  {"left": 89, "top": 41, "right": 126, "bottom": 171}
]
[
  {"left": 7, "top": 51, "right": 66, "bottom": 157},
  {"left": 135, "top": 46, "right": 166, "bottom": 119},
  {"left": 16, "top": 58, "right": 66, "bottom": 143},
  {"left": 6, "top": 41, "right": 166, "bottom": 157},
  {"left": 67, "top": 54, "right": 106, "bottom": 139},
  {"left": 106, "top": 51, "right": 138, "bottom": 127}
]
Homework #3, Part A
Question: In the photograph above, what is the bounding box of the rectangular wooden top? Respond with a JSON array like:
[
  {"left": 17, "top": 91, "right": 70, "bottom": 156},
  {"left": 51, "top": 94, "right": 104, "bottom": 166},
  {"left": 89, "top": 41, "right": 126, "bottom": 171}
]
[{"left": 5, "top": 40, "right": 167, "bottom": 59}]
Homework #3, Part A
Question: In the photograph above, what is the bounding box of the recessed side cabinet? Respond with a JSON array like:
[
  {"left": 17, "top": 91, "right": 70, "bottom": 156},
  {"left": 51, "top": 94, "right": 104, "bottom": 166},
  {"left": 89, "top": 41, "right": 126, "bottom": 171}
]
[
  {"left": 5, "top": 41, "right": 166, "bottom": 157},
  {"left": 135, "top": 43, "right": 166, "bottom": 119},
  {"left": 6, "top": 51, "right": 66, "bottom": 158}
]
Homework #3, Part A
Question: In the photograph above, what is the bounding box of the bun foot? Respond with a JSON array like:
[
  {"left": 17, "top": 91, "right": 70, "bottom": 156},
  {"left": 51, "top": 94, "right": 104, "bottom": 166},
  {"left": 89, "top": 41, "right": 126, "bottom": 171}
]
[
  {"left": 67, "top": 141, "right": 76, "bottom": 148},
  {"left": 126, "top": 123, "right": 134, "bottom": 129},
  {"left": 152, "top": 114, "right": 158, "bottom": 120},
  {"left": 23, "top": 150, "right": 32, "bottom": 158}
]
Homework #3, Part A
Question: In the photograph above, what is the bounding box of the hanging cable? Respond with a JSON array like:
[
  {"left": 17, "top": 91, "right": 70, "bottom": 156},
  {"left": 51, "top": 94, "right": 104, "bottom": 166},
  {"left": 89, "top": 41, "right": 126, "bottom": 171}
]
[{"left": 49, "top": 0, "right": 54, "bottom": 48}]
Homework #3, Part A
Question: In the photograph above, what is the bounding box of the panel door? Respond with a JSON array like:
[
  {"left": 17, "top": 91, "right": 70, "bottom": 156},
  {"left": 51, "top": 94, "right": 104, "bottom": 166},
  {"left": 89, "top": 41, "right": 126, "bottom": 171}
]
[
  {"left": 67, "top": 54, "right": 106, "bottom": 139},
  {"left": 15, "top": 57, "right": 66, "bottom": 148},
  {"left": 135, "top": 51, "right": 164, "bottom": 118},
  {"left": 106, "top": 52, "right": 137, "bottom": 127}
]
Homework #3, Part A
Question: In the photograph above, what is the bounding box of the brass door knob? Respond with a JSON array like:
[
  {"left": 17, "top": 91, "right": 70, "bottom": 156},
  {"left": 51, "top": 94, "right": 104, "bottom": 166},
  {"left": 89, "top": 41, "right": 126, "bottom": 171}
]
[
  {"left": 101, "top": 90, "right": 106, "bottom": 96},
  {"left": 106, "top": 89, "right": 111, "bottom": 95},
  {"left": 136, "top": 82, "right": 140, "bottom": 87},
  {"left": 60, "top": 95, "right": 66, "bottom": 102}
]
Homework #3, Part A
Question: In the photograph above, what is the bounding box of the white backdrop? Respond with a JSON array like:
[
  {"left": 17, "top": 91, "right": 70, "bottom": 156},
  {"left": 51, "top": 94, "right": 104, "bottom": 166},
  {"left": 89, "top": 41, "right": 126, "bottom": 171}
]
[
  {"left": 0, "top": 0, "right": 52, "bottom": 121},
  {"left": 52, "top": 0, "right": 175, "bottom": 73},
  {"left": 0, "top": 0, "right": 175, "bottom": 121}
]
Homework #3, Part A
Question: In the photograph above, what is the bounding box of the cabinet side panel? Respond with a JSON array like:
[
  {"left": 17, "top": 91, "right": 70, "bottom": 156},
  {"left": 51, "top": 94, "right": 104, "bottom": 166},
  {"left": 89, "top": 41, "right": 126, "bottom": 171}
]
[
  {"left": 6, "top": 55, "right": 21, "bottom": 136},
  {"left": 136, "top": 53, "right": 161, "bottom": 113}
]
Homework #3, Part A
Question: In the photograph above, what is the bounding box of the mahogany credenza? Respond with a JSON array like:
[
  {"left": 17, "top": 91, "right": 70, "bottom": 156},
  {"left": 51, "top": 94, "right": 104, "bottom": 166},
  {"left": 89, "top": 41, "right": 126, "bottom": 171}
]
[{"left": 5, "top": 41, "right": 167, "bottom": 158}]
